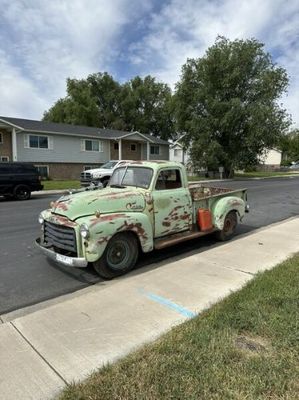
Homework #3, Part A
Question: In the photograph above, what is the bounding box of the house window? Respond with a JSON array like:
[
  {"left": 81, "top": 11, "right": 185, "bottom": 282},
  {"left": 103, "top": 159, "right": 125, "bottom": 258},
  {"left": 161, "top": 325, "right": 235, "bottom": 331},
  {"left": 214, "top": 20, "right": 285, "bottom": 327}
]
[
  {"left": 0, "top": 133, "right": 3, "bottom": 143},
  {"left": 35, "top": 165, "right": 49, "bottom": 178},
  {"left": 114, "top": 142, "right": 119, "bottom": 150},
  {"left": 29, "top": 135, "right": 49, "bottom": 149},
  {"left": 150, "top": 145, "right": 160, "bottom": 155},
  {"left": 174, "top": 149, "right": 181, "bottom": 157},
  {"left": 1, "top": 156, "right": 9, "bottom": 162},
  {"left": 130, "top": 143, "right": 136, "bottom": 152},
  {"left": 84, "top": 139, "right": 103, "bottom": 152}
]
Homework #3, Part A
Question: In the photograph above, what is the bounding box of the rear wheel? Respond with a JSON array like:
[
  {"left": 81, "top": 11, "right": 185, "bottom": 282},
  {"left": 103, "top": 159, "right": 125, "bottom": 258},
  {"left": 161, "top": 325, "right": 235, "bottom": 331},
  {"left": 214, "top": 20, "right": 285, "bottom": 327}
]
[
  {"left": 215, "top": 211, "right": 238, "bottom": 241},
  {"left": 93, "top": 233, "right": 138, "bottom": 279},
  {"left": 14, "top": 184, "right": 31, "bottom": 200}
]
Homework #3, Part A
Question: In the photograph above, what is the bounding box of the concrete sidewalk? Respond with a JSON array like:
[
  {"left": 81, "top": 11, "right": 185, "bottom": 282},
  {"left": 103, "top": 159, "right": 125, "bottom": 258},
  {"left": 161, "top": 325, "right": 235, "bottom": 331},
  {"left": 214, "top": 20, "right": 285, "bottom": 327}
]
[{"left": 1, "top": 217, "right": 299, "bottom": 400}]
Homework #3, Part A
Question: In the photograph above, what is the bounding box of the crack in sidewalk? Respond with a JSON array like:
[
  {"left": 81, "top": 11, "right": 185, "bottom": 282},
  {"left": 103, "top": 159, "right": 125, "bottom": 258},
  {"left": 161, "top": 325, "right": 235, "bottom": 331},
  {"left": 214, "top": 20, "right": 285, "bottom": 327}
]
[{"left": 10, "top": 321, "right": 68, "bottom": 385}]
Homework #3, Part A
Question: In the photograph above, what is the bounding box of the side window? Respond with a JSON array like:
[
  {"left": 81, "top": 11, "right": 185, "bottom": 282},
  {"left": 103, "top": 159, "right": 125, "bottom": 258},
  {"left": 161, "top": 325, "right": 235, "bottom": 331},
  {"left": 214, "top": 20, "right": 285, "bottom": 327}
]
[{"left": 155, "top": 169, "right": 182, "bottom": 190}]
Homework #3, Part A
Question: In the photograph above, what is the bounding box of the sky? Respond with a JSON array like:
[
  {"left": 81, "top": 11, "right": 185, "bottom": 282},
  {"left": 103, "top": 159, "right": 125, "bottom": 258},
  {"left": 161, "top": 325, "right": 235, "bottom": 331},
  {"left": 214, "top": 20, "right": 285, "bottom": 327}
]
[{"left": 0, "top": 0, "right": 299, "bottom": 126}]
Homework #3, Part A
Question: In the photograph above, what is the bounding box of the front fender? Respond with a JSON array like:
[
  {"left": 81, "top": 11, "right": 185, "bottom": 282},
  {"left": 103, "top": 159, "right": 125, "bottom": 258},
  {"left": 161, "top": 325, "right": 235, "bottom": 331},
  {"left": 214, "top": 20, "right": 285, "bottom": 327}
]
[
  {"left": 212, "top": 196, "right": 246, "bottom": 230},
  {"left": 81, "top": 212, "right": 153, "bottom": 263}
]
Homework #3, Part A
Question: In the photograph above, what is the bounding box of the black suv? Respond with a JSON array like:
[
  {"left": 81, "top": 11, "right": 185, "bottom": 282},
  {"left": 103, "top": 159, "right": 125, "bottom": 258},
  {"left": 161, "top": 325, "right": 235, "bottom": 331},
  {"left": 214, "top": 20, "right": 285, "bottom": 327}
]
[{"left": 0, "top": 162, "right": 43, "bottom": 200}]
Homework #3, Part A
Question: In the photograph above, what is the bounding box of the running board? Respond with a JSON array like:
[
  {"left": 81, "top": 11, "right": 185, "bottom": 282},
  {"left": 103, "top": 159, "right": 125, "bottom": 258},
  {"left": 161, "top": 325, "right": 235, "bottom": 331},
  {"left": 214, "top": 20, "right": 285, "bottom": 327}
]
[{"left": 154, "top": 228, "right": 215, "bottom": 250}]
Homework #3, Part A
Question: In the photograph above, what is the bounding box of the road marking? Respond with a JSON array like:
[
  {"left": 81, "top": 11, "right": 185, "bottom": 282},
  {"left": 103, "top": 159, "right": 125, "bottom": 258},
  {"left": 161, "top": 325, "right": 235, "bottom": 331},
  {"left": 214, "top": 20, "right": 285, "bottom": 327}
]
[{"left": 139, "top": 289, "right": 196, "bottom": 318}]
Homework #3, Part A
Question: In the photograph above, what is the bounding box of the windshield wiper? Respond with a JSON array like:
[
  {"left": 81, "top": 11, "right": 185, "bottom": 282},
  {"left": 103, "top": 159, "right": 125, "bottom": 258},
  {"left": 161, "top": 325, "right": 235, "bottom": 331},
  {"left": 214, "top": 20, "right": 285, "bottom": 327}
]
[{"left": 110, "top": 184, "right": 126, "bottom": 189}]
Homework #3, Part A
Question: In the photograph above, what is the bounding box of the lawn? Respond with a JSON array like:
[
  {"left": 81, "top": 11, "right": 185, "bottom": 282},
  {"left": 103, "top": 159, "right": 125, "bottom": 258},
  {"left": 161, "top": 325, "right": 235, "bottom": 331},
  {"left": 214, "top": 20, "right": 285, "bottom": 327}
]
[
  {"left": 236, "top": 171, "right": 299, "bottom": 178},
  {"left": 59, "top": 255, "right": 299, "bottom": 400},
  {"left": 42, "top": 180, "right": 81, "bottom": 190}
]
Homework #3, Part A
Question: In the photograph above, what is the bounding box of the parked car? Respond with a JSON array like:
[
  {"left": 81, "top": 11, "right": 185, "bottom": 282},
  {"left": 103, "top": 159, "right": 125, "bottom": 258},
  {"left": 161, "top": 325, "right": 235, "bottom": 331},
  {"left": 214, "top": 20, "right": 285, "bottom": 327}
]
[
  {"left": 0, "top": 162, "right": 43, "bottom": 200},
  {"left": 289, "top": 162, "right": 299, "bottom": 170},
  {"left": 36, "top": 161, "right": 248, "bottom": 279},
  {"left": 80, "top": 160, "right": 133, "bottom": 187}
]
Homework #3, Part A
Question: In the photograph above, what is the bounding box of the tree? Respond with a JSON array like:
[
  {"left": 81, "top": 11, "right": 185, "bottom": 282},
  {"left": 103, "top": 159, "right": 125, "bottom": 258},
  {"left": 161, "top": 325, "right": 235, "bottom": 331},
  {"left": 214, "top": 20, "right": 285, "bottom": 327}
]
[
  {"left": 121, "top": 76, "right": 175, "bottom": 140},
  {"left": 279, "top": 129, "right": 299, "bottom": 163},
  {"left": 43, "top": 73, "right": 124, "bottom": 129},
  {"left": 175, "top": 37, "right": 291, "bottom": 177},
  {"left": 43, "top": 73, "right": 175, "bottom": 140}
]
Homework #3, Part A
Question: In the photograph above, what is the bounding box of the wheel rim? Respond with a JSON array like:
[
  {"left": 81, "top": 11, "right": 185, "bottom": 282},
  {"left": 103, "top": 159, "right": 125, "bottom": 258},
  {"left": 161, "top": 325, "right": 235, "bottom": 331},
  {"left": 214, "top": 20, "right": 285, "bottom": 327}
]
[
  {"left": 106, "top": 240, "right": 130, "bottom": 270},
  {"left": 223, "top": 215, "right": 236, "bottom": 235},
  {"left": 16, "top": 187, "right": 29, "bottom": 199}
]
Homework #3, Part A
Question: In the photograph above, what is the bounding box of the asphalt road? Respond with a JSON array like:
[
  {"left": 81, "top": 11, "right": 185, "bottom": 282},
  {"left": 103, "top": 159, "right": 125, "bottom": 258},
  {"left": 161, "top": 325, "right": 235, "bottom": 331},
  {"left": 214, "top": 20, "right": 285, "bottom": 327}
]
[{"left": 1, "top": 176, "right": 299, "bottom": 315}]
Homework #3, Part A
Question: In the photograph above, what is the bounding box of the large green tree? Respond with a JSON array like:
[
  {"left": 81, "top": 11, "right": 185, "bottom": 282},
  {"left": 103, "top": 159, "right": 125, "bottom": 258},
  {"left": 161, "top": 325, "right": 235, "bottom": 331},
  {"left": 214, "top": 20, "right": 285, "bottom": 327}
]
[
  {"left": 43, "top": 73, "right": 124, "bottom": 129},
  {"left": 121, "top": 76, "right": 174, "bottom": 140},
  {"left": 279, "top": 129, "right": 299, "bottom": 163},
  {"left": 43, "top": 73, "right": 174, "bottom": 139},
  {"left": 175, "top": 37, "right": 291, "bottom": 176}
]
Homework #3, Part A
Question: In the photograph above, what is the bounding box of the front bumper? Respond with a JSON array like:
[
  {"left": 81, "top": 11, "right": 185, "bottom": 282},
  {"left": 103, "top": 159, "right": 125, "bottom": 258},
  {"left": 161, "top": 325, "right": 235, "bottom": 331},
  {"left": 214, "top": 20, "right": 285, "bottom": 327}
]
[{"left": 35, "top": 238, "right": 88, "bottom": 268}]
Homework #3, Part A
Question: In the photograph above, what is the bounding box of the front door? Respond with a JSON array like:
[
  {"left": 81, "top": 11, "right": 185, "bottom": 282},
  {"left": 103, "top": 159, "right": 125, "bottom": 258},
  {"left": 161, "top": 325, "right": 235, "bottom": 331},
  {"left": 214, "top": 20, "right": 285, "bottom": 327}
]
[{"left": 152, "top": 168, "right": 192, "bottom": 237}]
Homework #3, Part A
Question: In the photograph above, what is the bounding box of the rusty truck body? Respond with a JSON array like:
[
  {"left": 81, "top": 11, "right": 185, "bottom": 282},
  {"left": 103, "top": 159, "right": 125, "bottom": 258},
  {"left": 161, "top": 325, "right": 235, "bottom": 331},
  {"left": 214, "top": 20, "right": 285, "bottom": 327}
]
[{"left": 36, "top": 161, "right": 248, "bottom": 279}]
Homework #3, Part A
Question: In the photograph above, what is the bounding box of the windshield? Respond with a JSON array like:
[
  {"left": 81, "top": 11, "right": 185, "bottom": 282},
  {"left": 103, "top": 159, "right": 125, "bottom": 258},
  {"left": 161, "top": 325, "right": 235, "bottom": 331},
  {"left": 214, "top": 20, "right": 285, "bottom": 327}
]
[
  {"left": 101, "top": 161, "right": 118, "bottom": 169},
  {"left": 110, "top": 167, "right": 153, "bottom": 189}
]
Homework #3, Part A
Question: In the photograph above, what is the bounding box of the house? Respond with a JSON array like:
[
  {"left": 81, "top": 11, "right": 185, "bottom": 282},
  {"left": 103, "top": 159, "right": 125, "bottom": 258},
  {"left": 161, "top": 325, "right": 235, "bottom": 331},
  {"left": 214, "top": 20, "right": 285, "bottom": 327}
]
[
  {"left": 0, "top": 117, "right": 170, "bottom": 179},
  {"left": 258, "top": 148, "right": 282, "bottom": 170},
  {"left": 169, "top": 139, "right": 190, "bottom": 165}
]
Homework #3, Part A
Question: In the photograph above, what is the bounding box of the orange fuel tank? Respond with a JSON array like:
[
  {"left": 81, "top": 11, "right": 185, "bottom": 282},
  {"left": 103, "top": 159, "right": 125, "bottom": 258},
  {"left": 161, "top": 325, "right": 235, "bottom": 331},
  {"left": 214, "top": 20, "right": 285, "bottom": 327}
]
[{"left": 197, "top": 208, "right": 213, "bottom": 231}]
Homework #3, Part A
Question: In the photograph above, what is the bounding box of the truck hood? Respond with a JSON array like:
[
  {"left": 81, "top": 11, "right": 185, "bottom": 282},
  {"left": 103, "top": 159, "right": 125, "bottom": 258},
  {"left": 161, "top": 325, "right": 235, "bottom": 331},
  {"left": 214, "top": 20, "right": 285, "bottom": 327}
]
[
  {"left": 50, "top": 187, "right": 146, "bottom": 221},
  {"left": 86, "top": 168, "right": 112, "bottom": 176}
]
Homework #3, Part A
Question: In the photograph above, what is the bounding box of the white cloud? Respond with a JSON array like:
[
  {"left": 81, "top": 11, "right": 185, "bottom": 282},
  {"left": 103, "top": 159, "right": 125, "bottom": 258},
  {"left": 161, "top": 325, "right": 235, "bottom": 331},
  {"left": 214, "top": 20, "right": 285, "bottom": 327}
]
[
  {"left": 0, "top": 0, "right": 150, "bottom": 118},
  {"left": 0, "top": 0, "right": 299, "bottom": 126},
  {"left": 129, "top": 0, "right": 299, "bottom": 126}
]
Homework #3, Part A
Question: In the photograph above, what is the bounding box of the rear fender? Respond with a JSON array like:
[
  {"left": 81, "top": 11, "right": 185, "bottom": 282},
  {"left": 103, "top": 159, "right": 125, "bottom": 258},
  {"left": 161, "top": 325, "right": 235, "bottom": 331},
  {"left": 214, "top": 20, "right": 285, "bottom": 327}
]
[
  {"left": 83, "top": 212, "right": 153, "bottom": 262},
  {"left": 212, "top": 196, "right": 246, "bottom": 230}
]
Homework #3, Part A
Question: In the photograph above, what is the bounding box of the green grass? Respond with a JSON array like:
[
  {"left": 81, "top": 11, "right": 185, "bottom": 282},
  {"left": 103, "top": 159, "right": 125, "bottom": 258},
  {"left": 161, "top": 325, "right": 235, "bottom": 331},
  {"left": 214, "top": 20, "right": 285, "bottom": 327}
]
[
  {"left": 188, "top": 175, "right": 211, "bottom": 181},
  {"left": 59, "top": 255, "right": 299, "bottom": 400},
  {"left": 42, "top": 180, "right": 81, "bottom": 190},
  {"left": 236, "top": 171, "right": 298, "bottom": 178}
]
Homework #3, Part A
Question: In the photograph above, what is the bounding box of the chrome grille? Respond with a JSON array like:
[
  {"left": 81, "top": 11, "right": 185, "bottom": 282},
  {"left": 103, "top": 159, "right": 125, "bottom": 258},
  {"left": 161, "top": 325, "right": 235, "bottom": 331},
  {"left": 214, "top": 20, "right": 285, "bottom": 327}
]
[
  {"left": 81, "top": 172, "right": 91, "bottom": 179},
  {"left": 44, "top": 221, "right": 77, "bottom": 254}
]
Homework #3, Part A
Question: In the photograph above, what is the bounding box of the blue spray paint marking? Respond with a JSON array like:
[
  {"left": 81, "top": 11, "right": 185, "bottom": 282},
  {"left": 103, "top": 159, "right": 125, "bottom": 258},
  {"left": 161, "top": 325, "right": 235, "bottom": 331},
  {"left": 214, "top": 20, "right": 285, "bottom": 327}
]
[{"left": 139, "top": 289, "right": 196, "bottom": 318}]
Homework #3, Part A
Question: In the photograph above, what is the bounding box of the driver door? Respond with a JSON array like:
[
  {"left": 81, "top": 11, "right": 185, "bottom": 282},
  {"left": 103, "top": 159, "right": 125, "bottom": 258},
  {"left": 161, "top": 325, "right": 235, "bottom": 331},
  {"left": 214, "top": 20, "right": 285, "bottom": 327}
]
[{"left": 152, "top": 168, "right": 192, "bottom": 238}]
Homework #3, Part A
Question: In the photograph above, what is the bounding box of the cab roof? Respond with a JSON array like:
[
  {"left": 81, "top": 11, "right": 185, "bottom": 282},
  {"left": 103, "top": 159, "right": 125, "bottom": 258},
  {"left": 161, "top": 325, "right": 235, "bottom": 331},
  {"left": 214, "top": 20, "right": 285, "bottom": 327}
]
[{"left": 128, "top": 160, "right": 184, "bottom": 170}]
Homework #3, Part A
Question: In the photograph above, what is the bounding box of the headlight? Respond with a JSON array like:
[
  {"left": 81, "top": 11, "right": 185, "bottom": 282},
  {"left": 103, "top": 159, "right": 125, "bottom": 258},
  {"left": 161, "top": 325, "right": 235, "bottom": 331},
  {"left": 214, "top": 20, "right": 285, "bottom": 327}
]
[
  {"left": 80, "top": 223, "right": 90, "bottom": 239},
  {"left": 38, "top": 213, "right": 44, "bottom": 224}
]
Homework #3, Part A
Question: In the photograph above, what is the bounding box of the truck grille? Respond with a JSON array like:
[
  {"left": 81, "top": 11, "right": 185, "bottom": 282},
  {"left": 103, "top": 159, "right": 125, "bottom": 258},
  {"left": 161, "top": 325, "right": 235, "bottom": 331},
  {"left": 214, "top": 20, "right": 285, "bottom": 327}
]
[
  {"left": 44, "top": 221, "right": 77, "bottom": 254},
  {"left": 81, "top": 172, "right": 91, "bottom": 179}
]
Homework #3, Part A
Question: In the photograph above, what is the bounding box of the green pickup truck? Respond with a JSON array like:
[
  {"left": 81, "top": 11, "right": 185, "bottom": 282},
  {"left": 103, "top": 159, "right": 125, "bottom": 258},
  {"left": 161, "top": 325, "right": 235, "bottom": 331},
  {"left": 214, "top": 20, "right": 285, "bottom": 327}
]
[{"left": 36, "top": 161, "right": 248, "bottom": 279}]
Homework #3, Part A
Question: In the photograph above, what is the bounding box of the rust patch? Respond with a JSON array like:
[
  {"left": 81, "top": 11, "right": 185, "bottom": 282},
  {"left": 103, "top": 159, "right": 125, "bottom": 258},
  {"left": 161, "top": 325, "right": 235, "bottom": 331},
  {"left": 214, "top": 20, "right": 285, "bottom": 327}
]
[
  {"left": 90, "top": 213, "right": 127, "bottom": 227},
  {"left": 229, "top": 199, "right": 242, "bottom": 206},
  {"left": 97, "top": 236, "right": 111, "bottom": 245},
  {"left": 50, "top": 214, "right": 77, "bottom": 227},
  {"left": 52, "top": 201, "right": 69, "bottom": 211},
  {"left": 116, "top": 220, "right": 148, "bottom": 241}
]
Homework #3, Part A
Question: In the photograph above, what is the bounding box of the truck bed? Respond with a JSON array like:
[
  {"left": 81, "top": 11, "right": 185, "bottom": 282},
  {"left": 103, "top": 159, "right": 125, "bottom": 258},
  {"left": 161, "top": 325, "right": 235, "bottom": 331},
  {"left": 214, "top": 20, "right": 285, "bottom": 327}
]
[
  {"left": 188, "top": 183, "right": 247, "bottom": 224},
  {"left": 189, "top": 184, "right": 233, "bottom": 200}
]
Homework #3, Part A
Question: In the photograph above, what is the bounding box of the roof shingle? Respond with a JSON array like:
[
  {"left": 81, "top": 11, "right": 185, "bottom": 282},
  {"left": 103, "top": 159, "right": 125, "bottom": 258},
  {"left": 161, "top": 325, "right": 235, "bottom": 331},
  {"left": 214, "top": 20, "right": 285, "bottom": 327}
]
[{"left": 0, "top": 116, "right": 169, "bottom": 145}]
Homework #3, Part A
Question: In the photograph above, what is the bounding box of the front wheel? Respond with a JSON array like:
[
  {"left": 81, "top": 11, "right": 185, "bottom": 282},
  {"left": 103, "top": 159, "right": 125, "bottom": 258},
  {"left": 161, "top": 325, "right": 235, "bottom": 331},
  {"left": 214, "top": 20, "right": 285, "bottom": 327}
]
[
  {"left": 93, "top": 233, "right": 138, "bottom": 279},
  {"left": 101, "top": 179, "right": 109, "bottom": 187},
  {"left": 215, "top": 211, "right": 238, "bottom": 241},
  {"left": 14, "top": 185, "right": 31, "bottom": 200}
]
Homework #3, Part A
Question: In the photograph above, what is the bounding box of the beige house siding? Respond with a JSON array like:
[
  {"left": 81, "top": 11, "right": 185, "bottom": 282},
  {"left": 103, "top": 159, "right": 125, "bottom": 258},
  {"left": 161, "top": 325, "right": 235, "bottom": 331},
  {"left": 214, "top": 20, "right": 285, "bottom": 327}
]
[
  {"left": 0, "top": 129, "right": 12, "bottom": 160},
  {"left": 110, "top": 140, "right": 142, "bottom": 161}
]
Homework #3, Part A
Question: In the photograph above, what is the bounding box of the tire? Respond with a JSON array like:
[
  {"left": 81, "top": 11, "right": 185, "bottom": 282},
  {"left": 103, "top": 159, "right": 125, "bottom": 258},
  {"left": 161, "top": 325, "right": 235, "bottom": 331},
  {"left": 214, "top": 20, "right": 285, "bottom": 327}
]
[
  {"left": 215, "top": 211, "right": 238, "bottom": 241},
  {"left": 101, "top": 179, "right": 109, "bottom": 187},
  {"left": 93, "top": 232, "right": 138, "bottom": 279},
  {"left": 13, "top": 184, "right": 31, "bottom": 200}
]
